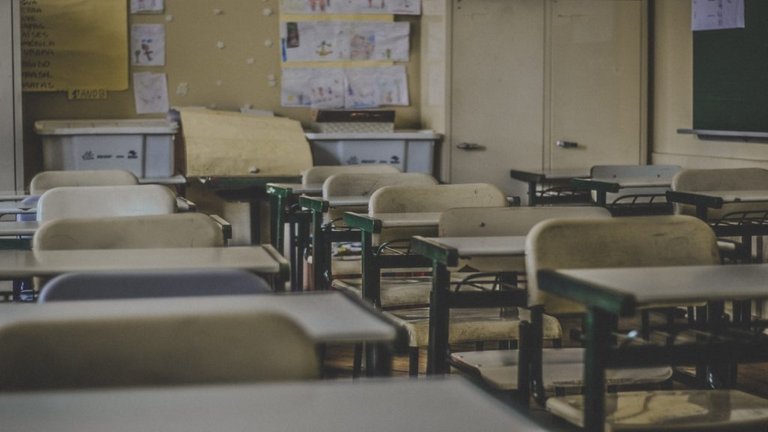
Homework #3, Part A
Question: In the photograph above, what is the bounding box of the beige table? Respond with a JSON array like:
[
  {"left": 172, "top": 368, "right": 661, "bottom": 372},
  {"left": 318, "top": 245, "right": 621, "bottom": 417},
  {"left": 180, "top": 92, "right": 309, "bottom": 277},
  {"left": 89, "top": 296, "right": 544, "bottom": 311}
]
[
  {"left": 0, "top": 377, "right": 549, "bottom": 432},
  {"left": 0, "top": 245, "right": 289, "bottom": 287}
]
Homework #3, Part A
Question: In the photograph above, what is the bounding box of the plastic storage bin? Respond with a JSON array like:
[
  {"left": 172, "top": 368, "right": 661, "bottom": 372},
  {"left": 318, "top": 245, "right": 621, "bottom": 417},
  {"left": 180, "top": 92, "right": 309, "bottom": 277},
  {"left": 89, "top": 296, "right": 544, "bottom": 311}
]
[
  {"left": 36, "top": 119, "right": 178, "bottom": 178},
  {"left": 305, "top": 131, "right": 440, "bottom": 174}
]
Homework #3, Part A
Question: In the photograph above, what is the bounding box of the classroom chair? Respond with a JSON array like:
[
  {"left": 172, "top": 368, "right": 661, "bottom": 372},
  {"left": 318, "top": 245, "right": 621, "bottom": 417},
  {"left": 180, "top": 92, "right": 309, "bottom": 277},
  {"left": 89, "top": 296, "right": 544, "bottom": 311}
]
[
  {"left": 523, "top": 216, "right": 768, "bottom": 430},
  {"left": 589, "top": 164, "right": 680, "bottom": 215},
  {"left": 300, "top": 164, "right": 400, "bottom": 185},
  {"left": 29, "top": 169, "right": 139, "bottom": 195},
  {"left": 15, "top": 169, "right": 141, "bottom": 222},
  {"left": 38, "top": 269, "right": 271, "bottom": 302},
  {"left": 0, "top": 307, "right": 318, "bottom": 390},
  {"left": 35, "top": 184, "right": 177, "bottom": 222},
  {"left": 313, "top": 172, "right": 438, "bottom": 286},
  {"left": 33, "top": 213, "right": 228, "bottom": 250},
  {"left": 333, "top": 184, "right": 515, "bottom": 374},
  {"left": 672, "top": 167, "right": 768, "bottom": 263}
]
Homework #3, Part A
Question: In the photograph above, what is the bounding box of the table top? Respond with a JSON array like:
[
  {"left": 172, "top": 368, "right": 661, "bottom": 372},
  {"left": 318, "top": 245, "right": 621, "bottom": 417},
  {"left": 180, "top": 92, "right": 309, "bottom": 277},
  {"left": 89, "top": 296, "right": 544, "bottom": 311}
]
[
  {"left": 509, "top": 168, "right": 588, "bottom": 182},
  {"left": 327, "top": 195, "right": 371, "bottom": 207},
  {"left": 0, "top": 291, "right": 398, "bottom": 345},
  {"left": 0, "top": 377, "right": 546, "bottom": 432},
  {"left": 0, "top": 245, "right": 288, "bottom": 279},
  {"left": 0, "top": 201, "right": 35, "bottom": 214},
  {"left": 412, "top": 235, "right": 527, "bottom": 266},
  {"left": 266, "top": 182, "right": 323, "bottom": 196},
  {"left": 669, "top": 189, "right": 768, "bottom": 206},
  {"left": 197, "top": 175, "right": 302, "bottom": 191},
  {"left": 572, "top": 177, "right": 671, "bottom": 192},
  {"left": 0, "top": 221, "right": 39, "bottom": 237},
  {"left": 538, "top": 264, "right": 768, "bottom": 316},
  {"left": 343, "top": 211, "right": 442, "bottom": 233}
]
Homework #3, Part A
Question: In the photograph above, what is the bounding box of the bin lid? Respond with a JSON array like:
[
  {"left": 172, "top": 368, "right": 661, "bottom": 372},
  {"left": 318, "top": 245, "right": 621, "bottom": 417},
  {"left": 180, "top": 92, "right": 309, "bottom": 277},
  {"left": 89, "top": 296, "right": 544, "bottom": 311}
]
[{"left": 35, "top": 119, "right": 178, "bottom": 135}]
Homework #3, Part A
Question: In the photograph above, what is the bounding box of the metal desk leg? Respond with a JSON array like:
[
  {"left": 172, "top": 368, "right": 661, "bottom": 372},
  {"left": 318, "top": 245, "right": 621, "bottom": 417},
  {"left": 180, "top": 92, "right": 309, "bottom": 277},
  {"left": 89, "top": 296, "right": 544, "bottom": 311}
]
[
  {"left": 584, "top": 307, "right": 611, "bottom": 432},
  {"left": 427, "top": 262, "right": 451, "bottom": 375},
  {"left": 527, "top": 181, "right": 538, "bottom": 206},
  {"left": 365, "top": 342, "right": 393, "bottom": 377}
]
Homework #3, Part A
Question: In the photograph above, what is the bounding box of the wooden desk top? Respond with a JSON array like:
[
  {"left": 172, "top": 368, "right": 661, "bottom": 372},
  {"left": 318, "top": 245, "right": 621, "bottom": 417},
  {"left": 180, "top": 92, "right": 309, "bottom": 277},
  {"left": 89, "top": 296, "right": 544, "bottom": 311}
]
[
  {"left": 266, "top": 182, "right": 323, "bottom": 196},
  {"left": 0, "top": 245, "right": 287, "bottom": 279},
  {"left": 0, "top": 377, "right": 547, "bottom": 432},
  {"left": 412, "top": 236, "right": 527, "bottom": 266},
  {"left": 539, "top": 264, "right": 768, "bottom": 315},
  {"left": 0, "top": 292, "right": 398, "bottom": 345}
]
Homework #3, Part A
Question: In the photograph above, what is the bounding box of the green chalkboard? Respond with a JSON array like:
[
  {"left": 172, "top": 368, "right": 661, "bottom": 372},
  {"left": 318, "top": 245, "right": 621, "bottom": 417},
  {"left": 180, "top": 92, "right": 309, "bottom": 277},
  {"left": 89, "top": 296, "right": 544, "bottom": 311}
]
[{"left": 694, "top": 0, "right": 768, "bottom": 133}]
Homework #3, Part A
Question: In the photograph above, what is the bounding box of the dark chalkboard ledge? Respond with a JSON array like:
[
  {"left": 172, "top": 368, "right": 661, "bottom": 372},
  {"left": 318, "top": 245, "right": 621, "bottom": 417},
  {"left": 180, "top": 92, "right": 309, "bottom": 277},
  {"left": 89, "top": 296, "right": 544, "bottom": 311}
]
[{"left": 677, "top": 129, "right": 768, "bottom": 143}]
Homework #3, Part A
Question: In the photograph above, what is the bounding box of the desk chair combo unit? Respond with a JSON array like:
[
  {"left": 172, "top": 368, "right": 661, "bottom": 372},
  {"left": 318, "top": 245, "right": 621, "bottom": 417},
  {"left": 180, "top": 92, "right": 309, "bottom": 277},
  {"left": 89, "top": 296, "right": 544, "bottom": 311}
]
[
  {"left": 529, "top": 216, "right": 768, "bottom": 431},
  {"left": 340, "top": 183, "right": 529, "bottom": 375},
  {"left": 571, "top": 164, "right": 681, "bottom": 216},
  {"left": 667, "top": 167, "right": 768, "bottom": 265},
  {"left": 300, "top": 171, "right": 437, "bottom": 291},
  {"left": 509, "top": 168, "right": 590, "bottom": 206},
  {"left": 267, "top": 164, "right": 401, "bottom": 290}
]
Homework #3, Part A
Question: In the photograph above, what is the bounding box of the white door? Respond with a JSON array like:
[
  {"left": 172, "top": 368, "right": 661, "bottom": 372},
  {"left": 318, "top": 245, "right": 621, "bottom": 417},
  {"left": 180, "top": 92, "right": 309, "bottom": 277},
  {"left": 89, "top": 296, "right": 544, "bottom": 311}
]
[{"left": 449, "top": 0, "right": 645, "bottom": 196}]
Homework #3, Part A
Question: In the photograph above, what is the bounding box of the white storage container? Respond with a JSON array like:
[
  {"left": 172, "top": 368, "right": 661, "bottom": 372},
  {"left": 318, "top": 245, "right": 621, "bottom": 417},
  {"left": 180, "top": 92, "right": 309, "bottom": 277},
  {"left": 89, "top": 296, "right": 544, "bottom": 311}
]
[
  {"left": 305, "top": 131, "right": 440, "bottom": 175},
  {"left": 36, "top": 119, "right": 178, "bottom": 178}
]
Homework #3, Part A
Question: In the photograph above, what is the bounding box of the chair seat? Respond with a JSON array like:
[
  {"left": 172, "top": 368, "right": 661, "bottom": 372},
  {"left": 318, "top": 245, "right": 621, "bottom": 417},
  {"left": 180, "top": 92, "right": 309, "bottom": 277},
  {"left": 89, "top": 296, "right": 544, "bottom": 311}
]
[
  {"left": 389, "top": 307, "right": 562, "bottom": 348},
  {"left": 451, "top": 349, "right": 672, "bottom": 390},
  {"left": 332, "top": 275, "right": 471, "bottom": 309},
  {"left": 546, "top": 389, "right": 768, "bottom": 431}
]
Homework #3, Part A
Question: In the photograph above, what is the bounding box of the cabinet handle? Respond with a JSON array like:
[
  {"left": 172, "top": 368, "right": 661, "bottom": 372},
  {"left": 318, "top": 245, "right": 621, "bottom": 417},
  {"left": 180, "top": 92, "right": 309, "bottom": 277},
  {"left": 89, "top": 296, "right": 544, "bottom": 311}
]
[
  {"left": 457, "top": 142, "right": 485, "bottom": 151},
  {"left": 556, "top": 140, "right": 578, "bottom": 149}
]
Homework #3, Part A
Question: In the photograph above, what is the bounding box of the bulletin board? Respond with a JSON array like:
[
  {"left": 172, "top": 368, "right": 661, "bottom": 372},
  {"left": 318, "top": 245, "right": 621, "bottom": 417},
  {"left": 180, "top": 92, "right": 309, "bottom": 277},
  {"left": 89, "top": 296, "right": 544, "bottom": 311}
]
[
  {"left": 693, "top": 0, "right": 768, "bottom": 133},
  {"left": 20, "top": 0, "right": 128, "bottom": 93}
]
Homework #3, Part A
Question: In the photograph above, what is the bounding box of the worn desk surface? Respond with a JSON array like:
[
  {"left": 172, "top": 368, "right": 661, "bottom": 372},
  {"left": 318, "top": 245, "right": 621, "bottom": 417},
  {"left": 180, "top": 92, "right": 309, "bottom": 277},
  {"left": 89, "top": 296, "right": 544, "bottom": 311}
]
[
  {"left": 0, "top": 245, "right": 288, "bottom": 281},
  {"left": 509, "top": 168, "right": 589, "bottom": 206},
  {"left": 538, "top": 263, "right": 768, "bottom": 431},
  {"left": 0, "top": 377, "right": 547, "bottom": 432},
  {"left": 0, "top": 291, "right": 399, "bottom": 346}
]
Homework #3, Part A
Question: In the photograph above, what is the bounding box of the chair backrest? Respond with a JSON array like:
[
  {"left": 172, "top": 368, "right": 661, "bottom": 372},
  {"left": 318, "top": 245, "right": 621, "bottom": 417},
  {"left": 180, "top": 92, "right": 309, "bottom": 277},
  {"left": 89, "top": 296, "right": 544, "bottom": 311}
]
[
  {"left": 439, "top": 206, "right": 612, "bottom": 272},
  {"left": 0, "top": 307, "right": 319, "bottom": 390},
  {"left": 29, "top": 170, "right": 139, "bottom": 195},
  {"left": 672, "top": 167, "right": 768, "bottom": 218},
  {"left": 301, "top": 164, "right": 400, "bottom": 185},
  {"left": 438, "top": 206, "right": 612, "bottom": 237},
  {"left": 589, "top": 164, "right": 681, "bottom": 204},
  {"left": 323, "top": 172, "right": 438, "bottom": 221},
  {"left": 36, "top": 184, "right": 177, "bottom": 222},
  {"left": 39, "top": 269, "right": 271, "bottom": 302},
  {"left": 369, "top": 183, "right": 508, "bottom": 242},
  {"left": 526, "top": 215, "right": 720, "bottom": 314},
  {"left": 34, "top": 213, "right": 226, "bottom": 250}
]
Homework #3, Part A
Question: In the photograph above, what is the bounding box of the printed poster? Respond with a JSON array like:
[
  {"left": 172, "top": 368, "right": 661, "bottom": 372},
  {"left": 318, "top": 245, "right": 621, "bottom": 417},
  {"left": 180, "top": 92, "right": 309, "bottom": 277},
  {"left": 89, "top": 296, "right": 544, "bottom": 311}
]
[
  {"left": 281, "top": 66, "right": 408, "bottom": 108},
  {"left": 279, "top": 0, "right": 420, "bottom": 15},
  {"left": 281, "top": 21, "right": 409, "bottom": 62}
]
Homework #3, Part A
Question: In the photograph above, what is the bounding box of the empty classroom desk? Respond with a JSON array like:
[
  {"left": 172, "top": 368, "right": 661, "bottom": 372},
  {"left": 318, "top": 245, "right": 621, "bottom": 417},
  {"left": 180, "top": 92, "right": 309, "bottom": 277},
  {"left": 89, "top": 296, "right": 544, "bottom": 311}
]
[
  {"left": 0, "top": 377, "right": 550, "bottom": 432},
  {"left": 0, "top": 245, "right": 289, "bottom": 289},
  {"left": 196, "top": 175, "right": 301, "bottom": 244},
  {"left": 537, "top": 264, "right": 768, "bottom": 432},
  {"left": 410, "top": 235, "right": 528, "bottom": 375},
  {"left": 509, "top": 168, "right": 589, "bottom": 206}
]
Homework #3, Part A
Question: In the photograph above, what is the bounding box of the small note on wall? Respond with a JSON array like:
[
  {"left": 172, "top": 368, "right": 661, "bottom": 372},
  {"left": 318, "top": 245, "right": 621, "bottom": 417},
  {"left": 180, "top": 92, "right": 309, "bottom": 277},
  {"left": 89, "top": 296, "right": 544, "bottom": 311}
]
[
  {"left": 133, "top": 72, "right": 169, "bottom": 114},
  {"left": 20, "top": 0, "right": 128, "bottom": 92},
  {"left": 692, "top": 0, "right": 745, "bottom": 31},
  {"left": 131, "top": 24, "right": 166, "bottom": 66}
]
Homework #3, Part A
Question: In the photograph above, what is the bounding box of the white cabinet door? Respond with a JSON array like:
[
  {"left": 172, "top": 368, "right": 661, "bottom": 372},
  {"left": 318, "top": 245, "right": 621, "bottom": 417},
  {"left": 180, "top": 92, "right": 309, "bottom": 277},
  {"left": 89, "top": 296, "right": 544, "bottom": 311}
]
[
  {"left": 0, "top": 0, "right": 23, "bottom": 192},
  {"left": 449, "top": 0, "right": 544, "bottom": 197},
  {"left": 547, "top": 0, "right": 645, "bottom": 169},
  {"left": 449, "top": 0, "right": 645, "bottom": 196}
]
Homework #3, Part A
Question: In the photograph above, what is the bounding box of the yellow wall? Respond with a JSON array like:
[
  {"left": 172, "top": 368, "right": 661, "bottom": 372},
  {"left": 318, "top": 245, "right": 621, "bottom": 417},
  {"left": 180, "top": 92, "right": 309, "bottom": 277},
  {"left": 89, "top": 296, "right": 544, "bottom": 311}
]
[
  {"left": 21, "top": 0, "right": 422, "bottom": 181},
  {"left": 652, "top": 0, "right": 768, "bottom": 169}
]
